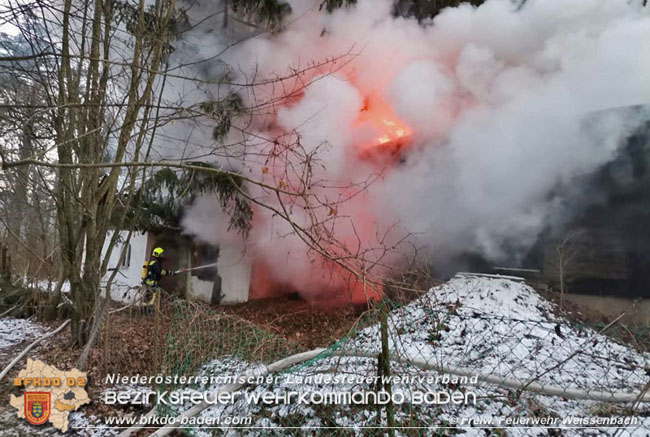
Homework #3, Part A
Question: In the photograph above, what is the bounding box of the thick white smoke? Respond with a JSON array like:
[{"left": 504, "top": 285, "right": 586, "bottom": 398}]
[{"left": 173, "top": 0, "right": 650, "bottom": 297}]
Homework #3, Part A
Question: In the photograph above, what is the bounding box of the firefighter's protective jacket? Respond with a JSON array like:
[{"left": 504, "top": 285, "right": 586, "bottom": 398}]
[{"left": 143, "top": 258, "right": 171, "bottom": 286}]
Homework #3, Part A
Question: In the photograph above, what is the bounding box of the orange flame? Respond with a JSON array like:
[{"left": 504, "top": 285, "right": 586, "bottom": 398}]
[{"left": 357, "top": 96, "right": 413, "bottom": 161}]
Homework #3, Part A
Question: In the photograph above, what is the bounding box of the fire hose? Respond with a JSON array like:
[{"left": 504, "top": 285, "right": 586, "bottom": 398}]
[{"left": 173, "top": 262, "right": 219, "bottom": 275}]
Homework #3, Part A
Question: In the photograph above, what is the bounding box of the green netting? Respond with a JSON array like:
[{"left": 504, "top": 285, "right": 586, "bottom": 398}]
[{"left": 162, "top": 300, "right": 306, "bottom": 377}]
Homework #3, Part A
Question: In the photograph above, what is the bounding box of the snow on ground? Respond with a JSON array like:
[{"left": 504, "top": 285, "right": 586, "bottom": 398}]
[
  {"left": 179, "top": 274, "right": 650, "bottom": 436},
  {"left": 11, "top": 275, "right": 643, "bottom": 435},
  {"left": 68, "top": 412, "right": 119, "bottom": 437},
  {"left": 35, "top": 279, "right": 141, "bottom": 305},
  {"left": 0, "top": 317, "right": 44, "bottom": 349},
  {"left": 0, "top": 317, "right": 111, "bottom": 437},
  {"left": 34, "top": 280, "right": 71, "bottom": 294},
  {"left": 66, "top": 385, "right": 153, "bottom": 436},
  {"left": 354, "top": 273, "right": 648, "bottom": 392}
]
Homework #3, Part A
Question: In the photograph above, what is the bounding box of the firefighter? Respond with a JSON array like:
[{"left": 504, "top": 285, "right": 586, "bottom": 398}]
[{"left": 140, "top": 247, "right": 176, "bottom": 312}]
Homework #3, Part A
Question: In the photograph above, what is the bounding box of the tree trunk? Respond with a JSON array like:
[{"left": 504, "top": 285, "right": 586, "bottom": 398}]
[{"left": 559, "top": 262, "right": 565, "bottom": 310}]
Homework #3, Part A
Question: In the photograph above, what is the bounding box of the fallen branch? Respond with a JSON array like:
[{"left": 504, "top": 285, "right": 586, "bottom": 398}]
[
  {"left": 109, "top": 303, "right": 134, "bottom": 314},
  {"left": 633, "top": 379, "right": 650, "bottom": 411},
  {"left": 0, "top": 319, "right": 71, "bottom": 382},
  {"left": 56, "top": 294, "right": 74, "bottom": 308},
  {"left": 0, "top": 306, "right": 16, "bottom": 318}
]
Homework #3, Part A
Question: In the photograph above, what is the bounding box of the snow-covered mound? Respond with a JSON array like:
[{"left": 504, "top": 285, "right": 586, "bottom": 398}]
[
  {"left": 354, "top": 273, "right": 649, "bottom": 393},
  {"left": 166, "top": 275, "right": 650, "bottom": 436}
]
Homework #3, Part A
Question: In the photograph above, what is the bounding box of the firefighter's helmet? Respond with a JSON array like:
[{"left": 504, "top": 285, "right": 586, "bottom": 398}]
[{"left": 152, "top": 247, "right": 164, "bottom": 258}]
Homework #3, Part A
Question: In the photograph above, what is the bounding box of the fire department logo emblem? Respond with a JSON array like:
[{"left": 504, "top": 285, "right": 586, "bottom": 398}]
[
  {"left": 24, "top": 392, "right": 51, "bottom": 425},
  {"left": 10, "top": 359, "right": 89, "bottom": 432}
]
